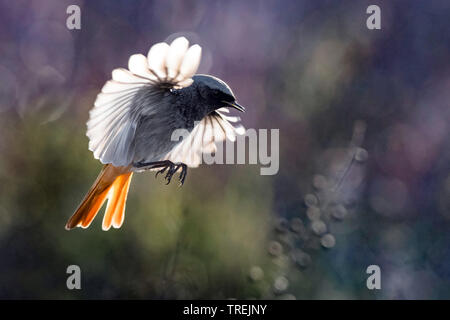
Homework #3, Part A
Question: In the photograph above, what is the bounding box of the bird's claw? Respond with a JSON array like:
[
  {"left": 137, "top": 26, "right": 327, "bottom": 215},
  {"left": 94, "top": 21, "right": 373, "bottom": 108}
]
[
  {"left": 155, "top": 166, "right": 167, "bottom": 179},
  {"left": 164, "top": 165, "right": 176, "bottom": 185},
  {"left": 178, "top": 164, "right": 188, "bottom": 186},
  {"left": 155, "top": 162, "right": 188, "bottom": 186}
]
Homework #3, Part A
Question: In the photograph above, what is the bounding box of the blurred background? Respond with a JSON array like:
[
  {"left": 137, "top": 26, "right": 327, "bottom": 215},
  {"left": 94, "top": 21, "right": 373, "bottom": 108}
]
[{"left": 0, "top": 0, "right": 449, "bottom": 299}]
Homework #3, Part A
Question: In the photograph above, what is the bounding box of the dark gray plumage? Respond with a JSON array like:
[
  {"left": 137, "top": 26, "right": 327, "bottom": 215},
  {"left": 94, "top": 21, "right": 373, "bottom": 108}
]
[{"left": 132, "top": 75, "right": 237, "bottom": 165}]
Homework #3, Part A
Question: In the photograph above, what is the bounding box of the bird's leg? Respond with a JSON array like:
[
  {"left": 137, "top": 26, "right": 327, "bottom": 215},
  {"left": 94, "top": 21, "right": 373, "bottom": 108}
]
[
  {"left": 134, "top": 160, "right": 171, "bottom": 171},
  {"left": 133, "top": 160, "right": 188, "bottom": 186}
]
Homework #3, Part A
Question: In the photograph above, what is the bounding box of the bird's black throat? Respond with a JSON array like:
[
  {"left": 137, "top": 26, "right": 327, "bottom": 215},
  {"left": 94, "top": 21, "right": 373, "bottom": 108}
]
[{"left": 171, "top": 83, "right": 219, "bottom": 123}]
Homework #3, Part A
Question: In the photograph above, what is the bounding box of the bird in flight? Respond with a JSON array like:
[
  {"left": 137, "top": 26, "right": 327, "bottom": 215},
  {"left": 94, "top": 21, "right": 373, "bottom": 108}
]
[{"left": 65, "top": 36, "right": 245, "bottom": 231}]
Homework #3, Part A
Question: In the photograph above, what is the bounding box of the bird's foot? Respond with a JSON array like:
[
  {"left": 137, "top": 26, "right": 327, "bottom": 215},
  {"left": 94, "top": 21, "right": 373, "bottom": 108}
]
[
  {"left": 158, "top": 162, "right": 187, "bottom": 186},
  {"left": 135, "top": 160, "right": 188, "bottom": 186}
]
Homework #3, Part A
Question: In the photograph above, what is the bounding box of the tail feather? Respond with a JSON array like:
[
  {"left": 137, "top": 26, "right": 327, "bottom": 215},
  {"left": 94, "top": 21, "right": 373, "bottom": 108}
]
[
  {"left": 102, "top": 172, "right": 133, "bottom": 230},
  {"left": 65, "top": 164, "right": 132, "bottom": 230},
  {"left": 79, "top": 187, "right": 110, "bottom": 228},
  {"left": 112, "top": 172, "right": 133, "bottom": 228}
]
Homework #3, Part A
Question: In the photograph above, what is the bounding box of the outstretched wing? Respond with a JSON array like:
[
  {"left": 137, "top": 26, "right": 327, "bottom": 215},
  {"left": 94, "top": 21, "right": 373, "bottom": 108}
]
[
  {"left": 87, "top": 37, "right": 202, "bottom": 167},
  {"left": 164, "top": 108, "right": 245, "bottom": 167}
]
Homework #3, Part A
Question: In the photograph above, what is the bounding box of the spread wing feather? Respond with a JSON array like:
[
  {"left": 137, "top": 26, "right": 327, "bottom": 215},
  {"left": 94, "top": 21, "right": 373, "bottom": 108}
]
[
  {"left": 86, "top": 37, "right": 202, "bottom": 166},
  {"left": 164, "top": 108, "right": 245, "bottom": 167}
]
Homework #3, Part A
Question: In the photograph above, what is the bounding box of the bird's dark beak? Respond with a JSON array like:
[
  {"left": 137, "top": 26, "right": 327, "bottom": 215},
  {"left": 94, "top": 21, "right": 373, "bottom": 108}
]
[{"left": 222, "top": 100, "right": 246, "bottom": 112}]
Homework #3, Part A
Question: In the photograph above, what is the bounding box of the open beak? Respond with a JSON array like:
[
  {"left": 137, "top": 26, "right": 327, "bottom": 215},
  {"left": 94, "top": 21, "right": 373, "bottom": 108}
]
[{"left": 222, "top": 100, "right": 246, "bottom": 112}]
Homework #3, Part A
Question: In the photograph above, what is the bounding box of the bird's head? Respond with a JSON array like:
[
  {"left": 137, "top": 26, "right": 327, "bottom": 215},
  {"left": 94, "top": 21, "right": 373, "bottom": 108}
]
[{"left": 193, "top": 74, "right": 245, "bottom": 113}]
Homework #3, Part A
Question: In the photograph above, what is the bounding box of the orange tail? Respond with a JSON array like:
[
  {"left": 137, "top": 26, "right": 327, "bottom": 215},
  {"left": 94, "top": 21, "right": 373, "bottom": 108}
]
[{"left": 65, "top": 164, "right": 133, "bottom": 230}]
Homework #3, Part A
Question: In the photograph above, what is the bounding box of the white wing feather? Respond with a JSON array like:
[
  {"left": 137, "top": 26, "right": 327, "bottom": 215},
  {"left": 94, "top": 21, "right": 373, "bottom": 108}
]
[
  {"left": 164, "top": 110, "right": 245, "bottom": 167},
  {"left": 147, "top": 42, "right": 170, "bottom": 79},
  {"left": 166, "top": 37, "right": 189, "bottom": 80},
  {"left": 177, "top": 44, "right": 202, "bottom": 82}
]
